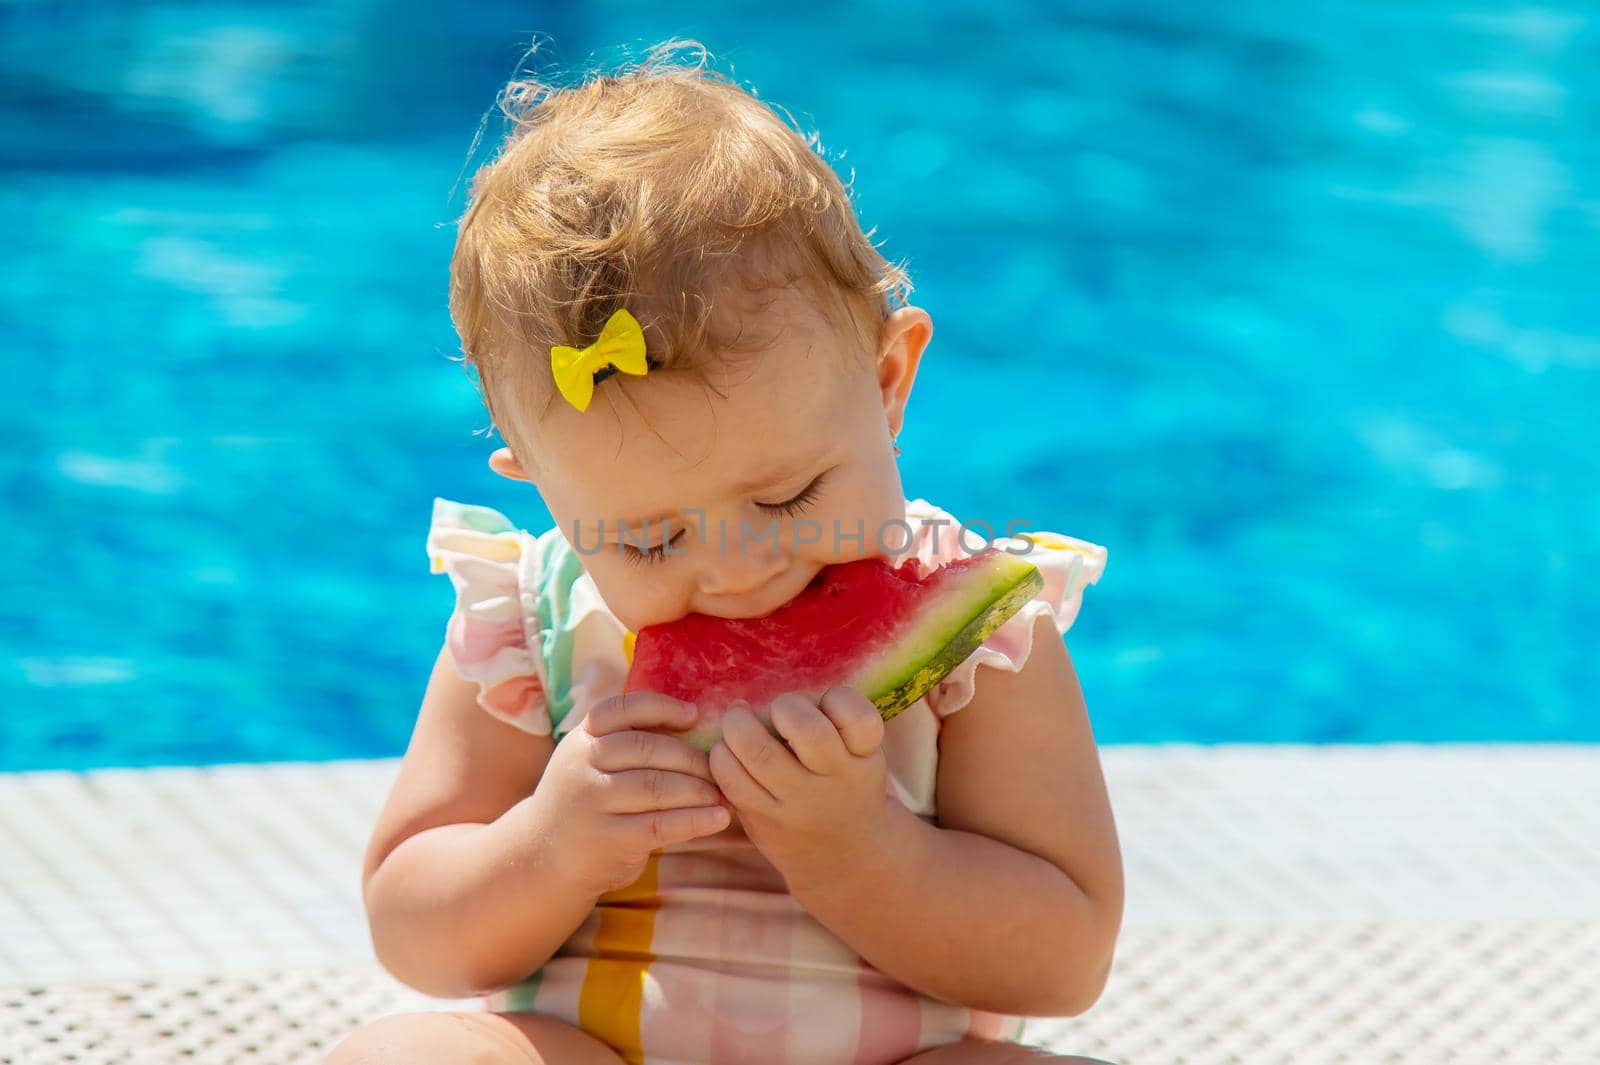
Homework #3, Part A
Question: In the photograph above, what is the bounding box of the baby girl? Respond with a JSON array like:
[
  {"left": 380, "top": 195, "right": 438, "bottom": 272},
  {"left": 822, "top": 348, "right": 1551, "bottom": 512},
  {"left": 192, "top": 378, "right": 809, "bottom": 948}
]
[{"left": 328, "top": 41, "right": 1123, "bottom": 1065}]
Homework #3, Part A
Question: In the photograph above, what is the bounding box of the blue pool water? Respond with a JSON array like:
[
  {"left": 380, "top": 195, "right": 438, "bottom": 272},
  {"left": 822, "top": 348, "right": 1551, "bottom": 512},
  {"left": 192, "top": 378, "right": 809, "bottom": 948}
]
[{"left": 2, "top": 3, "right": 1597, "bottom": 770}]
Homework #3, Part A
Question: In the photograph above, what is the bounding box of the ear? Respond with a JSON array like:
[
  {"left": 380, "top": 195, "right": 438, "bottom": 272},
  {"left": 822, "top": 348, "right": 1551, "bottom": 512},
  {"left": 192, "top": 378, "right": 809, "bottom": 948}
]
[
  {"left": 875, "top": 306, "right": 932, "bottom": 437},
  {"left": 488, "top": 446, "right": 535, "bottom": 484}
]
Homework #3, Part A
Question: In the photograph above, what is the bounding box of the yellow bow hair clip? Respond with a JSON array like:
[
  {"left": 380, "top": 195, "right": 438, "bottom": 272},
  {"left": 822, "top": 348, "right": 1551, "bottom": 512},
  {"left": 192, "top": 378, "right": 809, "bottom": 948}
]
[{"left": 550, "top": 308, "right": 650, "bottom": 413}]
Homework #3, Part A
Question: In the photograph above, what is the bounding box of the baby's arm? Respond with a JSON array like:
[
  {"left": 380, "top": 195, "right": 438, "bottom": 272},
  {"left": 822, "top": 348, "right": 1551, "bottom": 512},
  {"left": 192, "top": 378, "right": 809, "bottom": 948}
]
[
  {"left": 360, "top": 642, "right": 727, "bottom": 998},
  {"left": 359, "top": 643, "right": 585, "bottom": 997},
  {"left": 786, "top": 613, "right": 1124, "bottom": 1017}
]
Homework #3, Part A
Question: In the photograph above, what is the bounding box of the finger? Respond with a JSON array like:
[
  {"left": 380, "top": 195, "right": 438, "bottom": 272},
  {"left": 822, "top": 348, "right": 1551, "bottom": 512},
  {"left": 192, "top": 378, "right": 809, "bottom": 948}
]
[
  {"left": 590, "top": 729, "right": 715, "bottom": 782},
  {"left": 615, "top": 805, "right": 730, "bottom": 849},
  {"left": 599, "top": 768, "right": 725, "bottom": 814},
  {"left": 720, "top": 702, "right": 805, "bottom": 796},
  {"left": 709, "top": 738, "right": 778, "bottom": 812},
  {"left": 583, "top": 691, "right": 697, "bottom": 737},
  {"left": 818, "top": 686, "right": 885, "bottom": 758},
  {"left": 769, "top": 691, "right": 848, "bottom": 775}
]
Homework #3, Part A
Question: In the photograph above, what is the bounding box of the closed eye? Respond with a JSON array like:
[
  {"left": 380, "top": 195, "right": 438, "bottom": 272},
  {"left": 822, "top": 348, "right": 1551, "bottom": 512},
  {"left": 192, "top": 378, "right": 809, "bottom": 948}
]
[
  {"left": 621, "top": 527, "right": 686, "bottom": 566},
  {"left": 755, "top": 470, "right": 829, "bottom": 518}
]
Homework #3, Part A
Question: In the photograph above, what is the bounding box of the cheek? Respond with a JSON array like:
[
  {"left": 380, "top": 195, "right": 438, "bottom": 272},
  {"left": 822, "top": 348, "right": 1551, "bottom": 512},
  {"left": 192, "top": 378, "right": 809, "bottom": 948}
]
[
  {"left": 816, "top": 460, "right": 907, "bottom": 563},
  {"left": 583, "top": 552, "right": 693, "bottom": 633},
  {"left": 865, "top": 451, "right": 906, "bottom": 517}
]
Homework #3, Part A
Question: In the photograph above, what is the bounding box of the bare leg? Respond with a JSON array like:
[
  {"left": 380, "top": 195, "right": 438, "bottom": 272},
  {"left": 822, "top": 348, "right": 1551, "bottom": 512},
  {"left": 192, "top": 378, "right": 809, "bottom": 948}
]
[
  {"left": 897, "top": 1038, "right": 1117, "bottom": 1065},
  {"left": 325, "top": 1010, "right": 625, "bottom": 1065}
]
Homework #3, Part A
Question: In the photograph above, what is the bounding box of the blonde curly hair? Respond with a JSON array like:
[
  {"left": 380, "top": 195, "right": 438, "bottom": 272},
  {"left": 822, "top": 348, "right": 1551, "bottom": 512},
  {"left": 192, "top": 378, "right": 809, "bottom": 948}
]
[{"left": 447, "top": 39, "right": 912, "bottom": 468}]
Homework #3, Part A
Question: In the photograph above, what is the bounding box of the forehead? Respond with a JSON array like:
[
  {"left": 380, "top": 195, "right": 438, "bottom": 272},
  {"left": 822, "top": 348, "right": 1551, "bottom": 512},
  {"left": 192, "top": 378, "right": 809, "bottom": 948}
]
[{"left": 538, "top": 292, "right": 872, "bottom": 517}]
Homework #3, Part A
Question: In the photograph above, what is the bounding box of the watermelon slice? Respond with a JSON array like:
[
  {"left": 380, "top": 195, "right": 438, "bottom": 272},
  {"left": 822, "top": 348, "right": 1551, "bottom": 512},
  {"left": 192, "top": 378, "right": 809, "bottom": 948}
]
[{"left": 624, "top": 550, "right": 1044, "bottom": 751}]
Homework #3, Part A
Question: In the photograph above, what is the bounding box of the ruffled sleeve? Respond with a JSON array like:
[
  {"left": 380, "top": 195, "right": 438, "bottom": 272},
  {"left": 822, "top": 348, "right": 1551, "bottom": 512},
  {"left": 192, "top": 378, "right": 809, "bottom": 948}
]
[
  {"left": 897, "top": 498, "right": 1109, "bottom": 719},
  {"left": 425, "top": 498, "right": 552, "bottom": 736}
]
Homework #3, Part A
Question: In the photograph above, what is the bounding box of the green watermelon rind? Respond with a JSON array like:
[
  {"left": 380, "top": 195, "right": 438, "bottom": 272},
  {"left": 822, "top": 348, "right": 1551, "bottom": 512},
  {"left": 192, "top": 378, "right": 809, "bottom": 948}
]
[{"left": 850, "top": 555, "right": 1045, "bottom": 720}]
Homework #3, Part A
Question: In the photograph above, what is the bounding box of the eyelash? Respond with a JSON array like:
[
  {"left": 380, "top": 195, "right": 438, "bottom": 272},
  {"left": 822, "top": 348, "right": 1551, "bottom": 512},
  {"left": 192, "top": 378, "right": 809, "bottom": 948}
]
[
  {"left": 617, "top": 472, "right": 830, "bottom": 566},
  {"left": 755, "top": 471, "right": 828, "bottom": 519},
  {"left": 621, "top": 528, "right": 685, "bottom": 567}
]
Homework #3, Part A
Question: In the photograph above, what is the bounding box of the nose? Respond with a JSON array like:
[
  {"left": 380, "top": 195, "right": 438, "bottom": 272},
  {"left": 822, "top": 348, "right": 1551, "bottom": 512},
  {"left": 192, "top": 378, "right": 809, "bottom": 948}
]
[{"left": 696, "top": 534, "right": 789, "bottom": 600}]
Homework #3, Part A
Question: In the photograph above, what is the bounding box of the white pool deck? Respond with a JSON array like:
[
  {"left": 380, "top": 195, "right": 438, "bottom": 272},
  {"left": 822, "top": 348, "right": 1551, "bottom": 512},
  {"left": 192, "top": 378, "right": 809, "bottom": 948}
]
[{"left": 1, "top": 743, "right": 1596, "bottom": 1064}]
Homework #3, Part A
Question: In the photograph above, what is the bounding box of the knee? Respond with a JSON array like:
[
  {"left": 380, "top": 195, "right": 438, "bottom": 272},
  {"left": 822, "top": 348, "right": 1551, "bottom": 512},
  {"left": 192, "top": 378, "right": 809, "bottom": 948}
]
[
  {"left": 324, "top": 1012, "right": 503, "bottom": 1065},
  {"left": 900, "top": 1040, "right": 1117, "bottom": 1064},
  {"left": 325, "top": 1014, "right": 430, "bottom": 1065}
]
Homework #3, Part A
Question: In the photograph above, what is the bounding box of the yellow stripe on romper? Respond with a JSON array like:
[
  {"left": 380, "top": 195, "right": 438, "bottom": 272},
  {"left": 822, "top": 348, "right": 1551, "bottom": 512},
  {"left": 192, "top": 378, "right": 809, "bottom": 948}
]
[{"left": 578, "top": 850, "right": 661, "bottom": 1064}]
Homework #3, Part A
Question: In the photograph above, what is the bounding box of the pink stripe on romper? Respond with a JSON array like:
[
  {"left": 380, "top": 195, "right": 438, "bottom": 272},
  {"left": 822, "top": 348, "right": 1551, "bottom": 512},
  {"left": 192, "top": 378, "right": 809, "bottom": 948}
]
[
  {"left": 851, "top": 960, "right": 925, "bottom": 1064},
  {"left": 708, "top": 840, "right": 795, "bottom": 1063}
]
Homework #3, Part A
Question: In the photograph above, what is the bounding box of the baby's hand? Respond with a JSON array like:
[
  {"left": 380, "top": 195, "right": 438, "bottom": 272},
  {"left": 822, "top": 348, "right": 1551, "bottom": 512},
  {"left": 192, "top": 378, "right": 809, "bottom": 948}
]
[
  {"left": 709, "top": 688, "right": 889, "bottom": 892},
  {"left": 528, "top": 692, "right": 730, "bottom": 897}
]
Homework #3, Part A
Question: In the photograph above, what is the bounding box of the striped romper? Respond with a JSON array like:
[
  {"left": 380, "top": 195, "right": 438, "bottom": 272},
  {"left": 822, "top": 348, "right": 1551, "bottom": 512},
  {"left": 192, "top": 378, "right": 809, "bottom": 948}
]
[{"left": 425, "top": 495, "right": 1108, "bottom": 1065}]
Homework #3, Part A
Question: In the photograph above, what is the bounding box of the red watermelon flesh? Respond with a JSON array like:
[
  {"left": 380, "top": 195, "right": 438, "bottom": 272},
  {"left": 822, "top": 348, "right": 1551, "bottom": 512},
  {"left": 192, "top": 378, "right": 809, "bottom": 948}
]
[{"left": 625, "top": 550, "right": 1044, "bottom": 751}]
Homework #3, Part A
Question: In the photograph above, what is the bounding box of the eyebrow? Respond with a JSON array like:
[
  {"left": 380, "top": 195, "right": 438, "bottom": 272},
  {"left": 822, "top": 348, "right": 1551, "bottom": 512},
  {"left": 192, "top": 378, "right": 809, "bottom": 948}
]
[{"left": 607, "top": 449, "right": 835, "bottom": 534}]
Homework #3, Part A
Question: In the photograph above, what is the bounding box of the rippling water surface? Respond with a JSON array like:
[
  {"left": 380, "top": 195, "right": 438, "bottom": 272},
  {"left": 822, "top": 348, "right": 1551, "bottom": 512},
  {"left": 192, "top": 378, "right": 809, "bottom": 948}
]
[{"left": 2, "top": 2, "right": 1596, "bottom": 768}]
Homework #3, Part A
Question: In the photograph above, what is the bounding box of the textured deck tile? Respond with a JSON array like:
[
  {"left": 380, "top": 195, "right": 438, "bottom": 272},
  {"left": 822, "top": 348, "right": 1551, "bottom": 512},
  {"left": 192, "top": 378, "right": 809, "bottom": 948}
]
[{"left": 1, "top": 743, "right": 1596, "bottom": 1063}]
